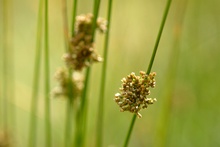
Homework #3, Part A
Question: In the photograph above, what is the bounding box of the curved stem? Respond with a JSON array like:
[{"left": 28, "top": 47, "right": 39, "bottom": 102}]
[
  {"left": 123, "top": 0, "right": 172, "bottom": 146},
  {"left": 147, "top": 0, "right": 172, "bottom": 74}
]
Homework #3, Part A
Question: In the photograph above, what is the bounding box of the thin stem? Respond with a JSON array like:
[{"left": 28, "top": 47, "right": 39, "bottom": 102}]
[
  {"left": 80, "top": 0, "right": 102, "bottom": 146},
  {"left": 64, "top": 0, "right": 77, "bottom": 147},
  {"left": 44, "top": 0, "right": 52, "bottom": 146},
  {"left": 71, "top": 0, "right": 78, "bottom": 37},
  {"left": 147, "top": 0, "right": 172, "bottom": 75},
  {"left": 28, "top": 0, "right": 44, "bottom": 146},
  {"left": 74, "top": 67, "right": 91, "bottom": 147},
  {"left": 123, "top": 115, "right": 137, "bottom": 147},
  {"left": 91, "top": 0, "right": 101, "bottom": 41},
  {"left": 64, "top": 92, "right": 73, "bottom": 147},
  {"left": 123, "top": 0, "right": 172, "bottom": 146},
  {"left": 96, "top": 0, "right": 113, "bottom": 147}
]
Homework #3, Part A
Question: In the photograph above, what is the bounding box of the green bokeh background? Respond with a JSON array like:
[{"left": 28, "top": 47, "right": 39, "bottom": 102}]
[{"left": 1, "top": 0, "right": 220, "bottom": 146}]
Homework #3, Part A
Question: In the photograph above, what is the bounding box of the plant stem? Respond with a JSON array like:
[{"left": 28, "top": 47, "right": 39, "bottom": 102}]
[
  {"left": 147, "top": 0, "right": 172, "bottom": 75},
  {"left": 92, "top": 0, "right": 101, "bottom": 40},
  {"left": 28, "top": 0, "right": 44, "bottom": 146},
  {"left": 71, "top": 0, "right": 78, "bottom": 37},
  {"left": 123, "top": 115, "right": 137, "bottom": 147},
  {"left": 80, "top": 0, "right": 101, "bottom": 144},
  {"left": 95, "top": 0, "right": 113, "bottom": 147},
  {"left": 44, "top": 0, "right": 52, "bottom": 146},
  {"left": 74, "top": 0, "right": 102, "bottom": 146},
  {"left": 64, "top": 0, "right": 77, "bottom": 147},
  {"left": 64, "top": 73, "right": 74, "bottom": 147},
  {"left": 75, "top": 67, "right": 91, "bottom": 147},
  {"left": 123, "top": 0, "right": 172, "bottom": 146}
]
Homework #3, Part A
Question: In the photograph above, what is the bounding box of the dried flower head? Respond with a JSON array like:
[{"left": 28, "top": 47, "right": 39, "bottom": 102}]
[
  {"left": 52, "top": 68, "right": 84, "bottom": 98},
  {"left": 114, "top": 71, "right": 157, "bottom": 118},
  {"left": 63, "top": 13, "right": 107, "bottom": 71}
]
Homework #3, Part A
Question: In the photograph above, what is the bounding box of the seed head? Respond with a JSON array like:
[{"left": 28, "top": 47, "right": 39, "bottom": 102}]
[
  {"left": 52, "top": 68, "right": 84, "bottom": 98},
  {"left": 63, "top": 13, "right": 107, "bottom": 71},
  {"left": 114, "top": 71, "right": 157, "bottom": 118}
]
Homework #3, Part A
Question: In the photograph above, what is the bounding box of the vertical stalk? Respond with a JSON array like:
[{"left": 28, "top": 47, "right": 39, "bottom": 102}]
[
  {"left": 95, "top": 0, "right": 113, "bottom": 147},
  {"left": 71, "top": 0, "right": 78, "bottom": 37},
  {"left": 123, "top": 0, "right": 172, "bottom": 146},
  {"left": 63, "top": 0, "right": 78, "bottom": 147},
  {"left": 44, "top": 0, "right": 51, "bottom": 146},
  {"left": 64, "top": 77, "right": 74, "bottom": 147},
  {"left": 74, "top": 0, "right": 102, "bottom": 146},
  {"left": 81, "top": 0, "right": 101, "bottom": 144},
  {"left": 28, "top": 0, "right": 44, "bottom": 146}
]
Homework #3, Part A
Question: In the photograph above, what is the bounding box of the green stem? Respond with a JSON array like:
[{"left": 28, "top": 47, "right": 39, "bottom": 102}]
[
  {"left": 91, "top": 0, "right": 101, "bottom": 41},
  {"left": 96, "top": 0, "right": 113, "bottom": 147},
  {"left": 147, "top": 0, "right": 172, "bottom": 75},
  {"left": 123, "top": 0, "right": 172, "bottom": 147},
  {"left": 80, "top": 0, "right": 102, "bottom": 146},
  {"left": 64, "top": 90, "right": 73, "bottom": 147},
  {"left": 44, "top": 0, "right": 52, "bottom": 146},
  {"left": 74, "top": 68, "right": 91, "bottom": 147},
  {"left": 123, "top": 115, "right": 137, "bottom": 147},
  {"left": 62, "top": 0, "right": 78, "bottom": 146},
  {"left": 71, "top": 0, "right": 78, "bottom": 37},
  {"left": 28, "top": 0, "right": 44, "bottom": 146}
]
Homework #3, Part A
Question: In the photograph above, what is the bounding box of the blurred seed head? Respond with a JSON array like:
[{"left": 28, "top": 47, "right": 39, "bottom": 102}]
[
  {"left": 63, "top": 13, "right": 107, "bottom": 71},
  {"left": 52, "top": 67, "right": 84, "bottom": 98}
]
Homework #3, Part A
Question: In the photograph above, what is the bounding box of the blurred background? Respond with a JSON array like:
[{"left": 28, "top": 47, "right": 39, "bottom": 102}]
[{"left": 1, "top": 0, "right": 220, "bottom": 146}]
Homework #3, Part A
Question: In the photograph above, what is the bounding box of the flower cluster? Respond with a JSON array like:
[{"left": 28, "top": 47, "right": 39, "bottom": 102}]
[
  {"left": 52, "top": 68, "right": 84, "bottom": 98},
  {"left": 114, "top": 71, "right": 157, "bottom": 118},
  {"left": 63, "top": 13, "right": 107, "bottom": 71},
  {"left": 52, "top": 13, "right": 107, "bottom": 99}
]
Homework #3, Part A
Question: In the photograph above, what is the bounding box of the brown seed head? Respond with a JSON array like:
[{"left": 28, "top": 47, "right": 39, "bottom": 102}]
[
  {"left": 64, "top": 13, "right": 106, "bottom": 71},
  {"left": 114, "top": 71, "right": 157, "bottom": 118},
  {"left": 52, "top": 68, "right": 84, "bottom": 98}
]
